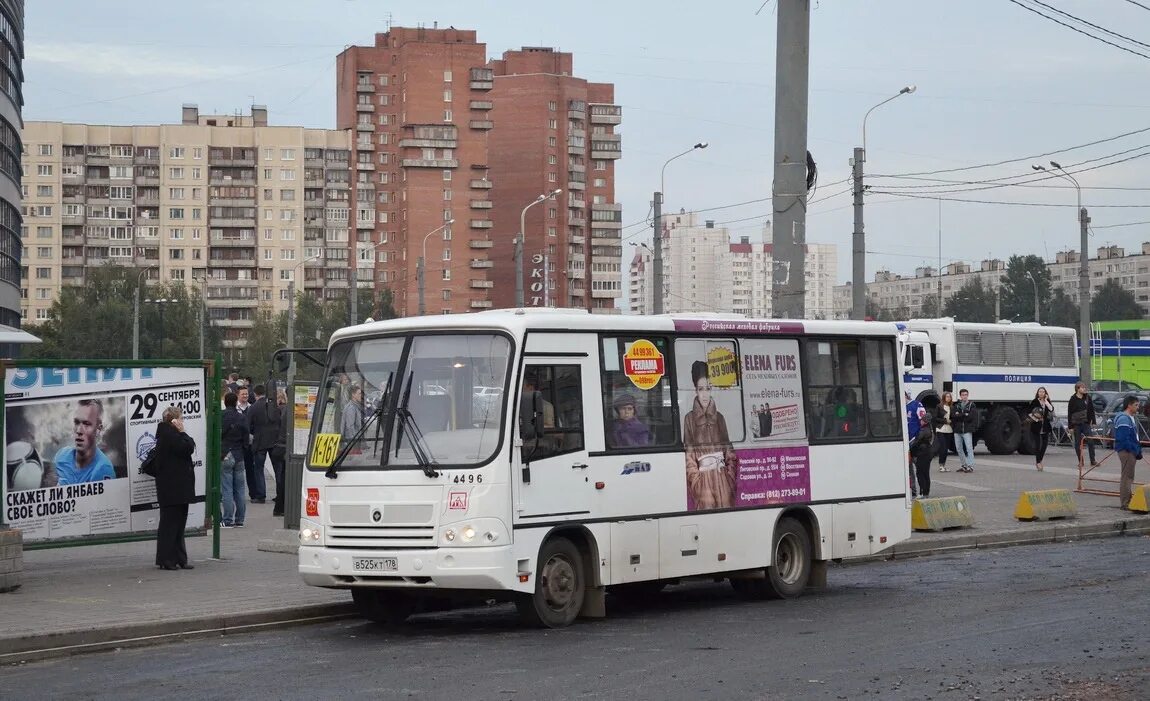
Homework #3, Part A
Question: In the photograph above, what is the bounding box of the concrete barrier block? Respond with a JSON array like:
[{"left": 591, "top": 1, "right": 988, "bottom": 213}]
[
  {"left": 1014, "top": 489, "right": 1077, "bottom": 521},
  {"left": 1128, "top": 485, "right": 1149, "bottom": 514},
  {"left": 911, "top": 496, "right": 975, "bottom": 532}
]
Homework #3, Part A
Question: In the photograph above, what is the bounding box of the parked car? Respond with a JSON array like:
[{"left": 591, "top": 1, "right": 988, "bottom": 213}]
[
  {"left": 1097, "top": 392, "right": 1150, "bottom": 439},
  {"left": 1089, "top": 390, "right": 1123, "bottom": 417},
  {"left": 1092, "top": 380, "right": 1143, "bottom": 392}
]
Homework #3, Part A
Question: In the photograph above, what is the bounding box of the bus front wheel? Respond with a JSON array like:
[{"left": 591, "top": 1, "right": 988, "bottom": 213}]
[
  {"left": 517, "top": 536, "right": 585, "bottom": 628},
  {"left": 352, "top": 589, "right": 416, "bottom": 626},
  {"left": 766, "top": 517, "right": 813, "bottom": 599}
]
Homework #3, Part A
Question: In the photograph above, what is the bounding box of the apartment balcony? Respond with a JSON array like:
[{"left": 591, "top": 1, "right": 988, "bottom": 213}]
[
  {"left": 469, "top": 199, "right": 493, "bottom": 209},
  {"left": 470, "top": 300, "right": 493, "bottom": 309},
  {"left": 325, "top": 279, "right": 350, "bottom": 288},
  {"left": 570, "top": 128, "right": 586, "bottom": 140},
  {"left": 85, "top": 155, "right": 111, "bottom": 167},
  {"left": 356, "top": 82, "right": 375, "bottom": 93},
  {"left": 209, "top": 235, "right": 255, "bottom": 247},
  {"left": 209, "top": 217, "right": 256, "bottom": 228},
  {"left": 61, "top": 255, "right": 85, "bottom": 265},
  {"left": 469, "top": 68, "right": 494, "bottom": 91},
  {"left": 568, "top": 214, "right": 587, "bottom": 227},
  {"left": 355, "top": 161, "right": 376, "bottom": 171},
  {"left": 570, "top": 235, "right": 585, "bottom": 246},
  {"left": 326, "top": 180, "right": 350, "bottom": 189},
  {"left": 591, "top": 138, "right": 623, "bottom": 160},
  {"left": 568, "top": 179, "right": 585, "bottom": 191},
  {"left": 207, "top": 297, "right": 258, "bottom": 308},
  {"left": 590, "top": 104, "right": 623, "bottom": 125},
  {"left": 209, "top": 175, "right": 256, "bottom": 186},
  {"left": 401, "top": 158, "right": 459, "bottom": 169},
  {"left": 469, "top": 120, "right": 493, "bottom": 130},
  {"left": 567, "top": 142, "right": 584, "bottom": 156},
  {"left": 210, "top": 157, "right": 256, "bottom": 168},
  {"left": 470, "top": 259, "right": 493, "bottom": 269},
  {"left": 355, "top": 140, "right": 374, "bottom": 152},
  {"left": 398, "top": 137, "right": 458, "bottom": 149},
  {"left": 356, "top": 219, "right": 375, "bottom": 230},
  {"left": 135, "top": 175, "right": 160, "bottom": 186},
  {"left": 568, "top": 110, "right": 586, "bottom": 122},
  {"left": 87, "top": 176, "right": 111, "bottom": 186},
  {"left": 133, "top": 155, "right": 160, "bottom": 166},
  {"left": 470, "top": 219, "right": 493, "bottom": 229},
  {"left": 207, "top": 258, "right": 257, "bottom": 268},
  {"left": 469, "top": 239, "right": 494, "bottom": 249},
  {"left": 592, "top": 287, "right": 619, "bottom": 299},
  {"left": 86, "top": 197, "right": 111, "bottom": 206},
  {"left": 469, "top": 179, "right": 492, "bottom": 189},
  {"left": 210, "top": 197, "right": 256, "bottom": 208},
  {"left": 356, "top": 123, "right": 374, "bottom": 133},
  {"left": 62, "top": 231, "right": 84, "bottom": 244},
  {"left": 470, "top": 279, "right": 494, "bottom": 289},
  {"left": 62, "top": 193, "right": 85, "bottom": 204},
  {"left": 469, "top": 100, "right": 493, "bottom": 110},
  {"left": 303, "top": 277, "right": 324, "bottom": 289},
  {"left": 62, "top": 214, "right": 85, "bottom": 225},
  {"left": 356, "top": 103, "right": 375, "bottom": 112}
]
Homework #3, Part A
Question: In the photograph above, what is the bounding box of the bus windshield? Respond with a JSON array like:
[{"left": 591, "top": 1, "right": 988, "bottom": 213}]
[{"left": 311, "top": 333, "right": 513, "bottom": 470}]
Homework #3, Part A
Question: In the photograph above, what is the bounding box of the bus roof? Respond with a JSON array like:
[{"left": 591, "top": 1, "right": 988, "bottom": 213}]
[
  {"left": 329, "top": 310, "right": 902, "bottom": 348},
  {"left": 906, "top": 318, "right": 1076, "bottom": 336}
]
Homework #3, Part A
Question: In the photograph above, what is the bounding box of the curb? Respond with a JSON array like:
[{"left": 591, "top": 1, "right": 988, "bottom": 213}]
[
  {"left": 877, "top": 517, "right": 1150, "bottom": 561},
  {"left": 0, "top": 602, "right": 357, "bottom": 665},
  {"left": 257, "top": 529, "right": 300, "bottom": 555}
]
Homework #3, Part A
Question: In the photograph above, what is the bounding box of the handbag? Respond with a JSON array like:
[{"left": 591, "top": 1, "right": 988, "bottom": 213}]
[
  {"left": 140, "top": 448, "right": 158, "bottom": 477},
  {"left": 1026, "top": 408, "right": 1045, "bottom": 424},
  {"left": 1069, "top": 409, "right": 1088, "bottom": 425}
]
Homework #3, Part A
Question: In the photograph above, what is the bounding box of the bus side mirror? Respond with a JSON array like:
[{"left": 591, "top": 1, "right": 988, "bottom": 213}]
[{"left": 911, "top": 346, "right": 925, "bottom": 369}]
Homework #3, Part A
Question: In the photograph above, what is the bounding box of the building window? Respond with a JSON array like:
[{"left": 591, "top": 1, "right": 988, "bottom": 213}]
[
  {"left": 169, "top": 147, "right": 185, "bottom": 158},
  {"left": 193, "top": 147, "right": 203, "bottom": 159},
  {"left": 548, "top": 119, "right": 558, "bottom": 130},
  {"left": 37, "top": 165, "right": 52, "bottom": 176},
  {"left": 548, "top": 172, "right": 557, "bottom": 182},
  {"left": 111, "top": 166, "right": 132, "bottom": 179},
  {"left": 442, "top": 289, "right": 451, "bottom": 301},
  {"left": 169, "top": 249, "right": 184, "bottom": 260},
  {"left": 443, "top": 189, "right": 452, "bottom": 201},
  {"left": 170, "top": 269, "right": 185, "bottom": 280},
  {"left": 39, "top": 144, "right": 53, "bottom": 156},
  {"left": 443, "top": 70, "right": 453, "bottom": 82},
  {"left": 444, "top": 109, "right": 453, "bottom": 122},
  {"left": 280, "top": 169, "right": 296, "bottom": 181},
  {"left": 594, "top": 160, "right": 608, "bottom": 171},
  {"left": 169, "top": 208, "right": 185, "bottom": 219},
  {"left": 548, "top": 137, "right": 557, "bottom": 147},
  {"left": 36, "top": 185, "right": 52, "bottom": 197},
  {"left": 169, "top": 167, "right": 184, "bottom": 179},
  {"left": 171, "top": 228, "right": 184, "bottom": 240},
  {"left": 548, "top": 155, "right": 557, "bottom": 165},
  {"left": 281, "top": 149, "right": 295, "bottom": 160},
  {"left": 442, "top": 269, "right": 451, "bottom": 281},
  {"left": 443, "top": 89, "right": 452, "bottom": 102}
]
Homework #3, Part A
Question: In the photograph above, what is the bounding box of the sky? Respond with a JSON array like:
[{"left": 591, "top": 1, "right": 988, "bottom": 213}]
[{"left": 23, "top": 0, "right": 1150, "bottom": 293}]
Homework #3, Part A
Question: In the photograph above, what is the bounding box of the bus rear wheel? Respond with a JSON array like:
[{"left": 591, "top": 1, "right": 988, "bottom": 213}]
[
  {"left": 352, "top": 589, "right": 416, "bottom": 626},
  {"left": 517, "top": 537, "right": 585, "bottom": 628}
]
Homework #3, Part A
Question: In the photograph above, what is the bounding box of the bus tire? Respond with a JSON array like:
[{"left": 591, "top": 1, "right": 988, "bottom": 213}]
[
  {"left": 516, "top": 537, "right": 585, "bottom": 628},
  {"left": 351, "top": 589, "right": 416, "bottom": 626},
  {"left": 983, "top": 408, "right": 1022, "bottom": 455},
  {"left": 766, "top": 517, "right": 813, "bottom": 599}
]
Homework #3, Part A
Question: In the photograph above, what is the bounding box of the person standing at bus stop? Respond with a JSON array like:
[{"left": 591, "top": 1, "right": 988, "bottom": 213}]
[
  {"left": 1114, "top": 395, "right": 1143, "bottom": 510},
  {"left": 905, "top": 391, "right": 926, "bottom": 497},
  {"left": 1067, "top": 382, "right": 1099, "bottom": 469},
  {"left": 950, "top": 389, "right": 979, "bottom": 473},
  {"left": 683, "top": 360, "right": 737, "bottom": 510}
]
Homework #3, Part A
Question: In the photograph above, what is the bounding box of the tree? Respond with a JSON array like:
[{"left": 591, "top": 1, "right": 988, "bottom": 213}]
[
  {"left": 1091, "top": 279, "right": 1143, "bottom": 322},
  {"left": 920, "top": 293, "right": 942, "bottom": 319},
  {"left": 943, "top": 278, "right": 997, "bottom": 323},
  {"left": 21, "top": 264, "right": 205, "bottom": 360},
  {"left": 1044, "top": 288, "right": 1080, "bottom": 329},
  {"left": 998, "top": 255, "right": 1050, "bottom": 323},
  {"left": 241, "top": 305, "right": 287, "bottom": 383}
]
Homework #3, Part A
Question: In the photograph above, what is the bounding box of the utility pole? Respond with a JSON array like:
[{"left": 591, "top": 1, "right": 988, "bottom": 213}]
[
  {"left": 514, "top": 235, "right": 523, "bottom": 307},
  {"left": 1079, "top": 205, "right": 1092, "bottom": 385},
  {"left": 771, "top": 0, "right": 811, "bottom": 319},
  {"left": 652, "top": 191, "right": 663, "bottom": 314},
  {"left": 286, "top": 278, "right": 296, "bottom": 387},
  {"left": 350, "top": 274, "right": 359, "bottom": 327},
  {"left": 417, "top": 256, "right": 426, "bottom": 316},
  {"left": 851, "top": 147, "right": 865, "bottom": 319}
]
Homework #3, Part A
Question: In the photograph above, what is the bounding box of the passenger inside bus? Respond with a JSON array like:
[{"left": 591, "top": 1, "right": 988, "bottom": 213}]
[{"left": 609, "top": 393, "right": 651, "bottom": 447}]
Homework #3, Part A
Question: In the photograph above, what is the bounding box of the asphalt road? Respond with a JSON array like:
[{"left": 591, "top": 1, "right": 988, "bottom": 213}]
[{"left": 5, "top": 537, "right": 1149, "bottom": 700}]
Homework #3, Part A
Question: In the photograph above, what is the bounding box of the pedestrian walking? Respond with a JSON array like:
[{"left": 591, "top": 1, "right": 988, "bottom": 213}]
[
  {"left": 951, "top": 389, "right": 979, "bottom": 472},
  {"left": 1067, "top": 381, "right": 1099, "bottom": 469},
  {"left": 1027, "top": 386, "right": 1055, "bottom": 472},
  {"left": 1114, "top": 395, "right": 1143, "bottom": 510},
  {"left": 250, "top": 384, "right": 281, "bottom": 508},
  {"left": 153, "top": 405, "right": 196, "bottom": 571},
  {"left": 910, "top": 412, "right": 935, "bottom": 498},
  {"left": 905, "top": 391, "right": 925, "bottom": 497},
  {"left": 934, "top": 391, "right": 954, "bottom": 472},
  {"left": 219, "top": 391, "right": 248, "bottom": 528}
]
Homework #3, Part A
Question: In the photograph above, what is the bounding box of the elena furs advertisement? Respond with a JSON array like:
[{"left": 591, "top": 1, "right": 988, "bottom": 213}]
[
  {"left": 3, "top": 366, "right": 208, "bottom": 543},
  {"left": 675, "top": 337, "right": 811, "bottom": 512}
]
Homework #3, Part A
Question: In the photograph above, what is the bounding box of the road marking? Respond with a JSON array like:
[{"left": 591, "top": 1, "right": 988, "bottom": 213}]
[{"left": 933, "top": 479, "right": 993, "bottom": 492}]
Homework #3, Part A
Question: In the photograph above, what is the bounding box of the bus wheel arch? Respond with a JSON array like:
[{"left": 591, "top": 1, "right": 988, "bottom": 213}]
[
  {"left": 517, "top": 526, "right": 602, "bottom": 628},
  {"left": 731, "top": 508, "right": 819, "bottom": 599}
]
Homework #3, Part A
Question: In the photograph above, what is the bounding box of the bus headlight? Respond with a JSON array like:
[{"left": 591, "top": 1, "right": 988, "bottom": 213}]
[
  {"left": 440, "top": 518, "right": 506, "bottom": 546},
  {"left": 299, "top": 521, "right": 323, "bottom": 546}
]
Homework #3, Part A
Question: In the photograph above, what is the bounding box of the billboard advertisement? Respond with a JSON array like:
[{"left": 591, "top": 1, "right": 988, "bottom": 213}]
[{"left": 3, "top": 366, "right": 208, "bottom": 544}]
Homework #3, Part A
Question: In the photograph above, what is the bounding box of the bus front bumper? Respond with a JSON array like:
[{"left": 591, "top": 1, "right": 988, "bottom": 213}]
[{"left": 299, "top": 544, "right": 518, "bottom": 591}]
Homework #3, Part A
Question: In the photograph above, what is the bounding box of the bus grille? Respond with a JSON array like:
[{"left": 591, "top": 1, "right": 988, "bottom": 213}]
[{"left": 325, "top": 502, "right": 437, "bottom": 548}]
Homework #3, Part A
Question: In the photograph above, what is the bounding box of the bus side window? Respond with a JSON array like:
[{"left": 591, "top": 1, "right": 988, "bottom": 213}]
[{"left": 600, "top": 336, "right": 678, "bottom": 450}]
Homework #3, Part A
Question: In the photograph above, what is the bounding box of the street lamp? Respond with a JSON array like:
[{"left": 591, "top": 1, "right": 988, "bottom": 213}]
[
  {"left": 1034, "top": 161, "right": 1090, "bottom": 383},
  {"left": 144, "top": 297, "right": 172, "bottom": 358},
  {"left": 417, "top": 219, "right": 455, "bottom": 316},
  {"left": 515, "top": 190, "right": 563, "bottom": 307},
  {"left": 1027, "top": 270, "right": 1040, "bottom": 324},
  {"left": 653, "top": 142, "right": 707, "bottom": 315},
  {"left": 286, "top": 254, "right": 321, "bottom": 387},
  {"left": 852, "top": 86, "right": 916, "bottom": 320},
  {"left": 192, "top": 275, "right": 208, "bottom": 359},
  {"left": 133, "top": 266, "right": 157, "bottom": 360}
]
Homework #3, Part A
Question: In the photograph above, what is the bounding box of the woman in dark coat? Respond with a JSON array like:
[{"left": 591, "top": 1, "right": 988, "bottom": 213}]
[{"left": 154, "top": 405, "right": 197, "bottom": 570}]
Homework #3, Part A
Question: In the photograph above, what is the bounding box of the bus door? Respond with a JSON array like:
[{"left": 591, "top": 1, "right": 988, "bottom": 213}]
[{"left": 515, "top": 348, "right": 596, "bottom": 521}]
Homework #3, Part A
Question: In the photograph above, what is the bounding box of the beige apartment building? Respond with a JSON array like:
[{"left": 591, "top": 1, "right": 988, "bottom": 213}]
[
  {"left": 20, "top": 106, "right": 352, "bottom": 351},
  {"left": 628, "top": 211, "right": 838, "bottom": 318}
]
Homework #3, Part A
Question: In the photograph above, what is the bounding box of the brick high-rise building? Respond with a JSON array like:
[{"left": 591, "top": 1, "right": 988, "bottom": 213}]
[
  {"left": 488, "top": 47, "right": 623, "bottom": 311},
  {"left": 0, "top": 0, "right": 24, "bottom": 346},
  {"left": 336, "top": 26, "right": 496, "bottom": 317}
]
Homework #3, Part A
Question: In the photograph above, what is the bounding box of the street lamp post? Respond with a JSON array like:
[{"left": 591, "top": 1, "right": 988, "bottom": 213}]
[
  {"left": 1027, "top": 270, "right": 1040, "bottom": 324},
  {"left": 653, "top": 142, "right": 707, "bottom": 315},
  {"left": 192, "top": 275, "right": 208, "bottom": 359},
  {"left": 417, "top": 219, "right": 455, "bottom": 317},
  {"left": 515, "top": 190, "right": 562, "bottom": 308},
  {"left": 286, "top": 255, "right": 320, "bottom": 387},
  {"left": 133, "top": 266, "right": 156, "bottom": 360},
  {"left": 1034, "top": 161, "right": 1090, "bottom": 383},
  {"left": 852, "top": 86, "right": 916, "bottom": 320},
  {"left": 144, "top": 297, "right": 172, "bottom": 358}
]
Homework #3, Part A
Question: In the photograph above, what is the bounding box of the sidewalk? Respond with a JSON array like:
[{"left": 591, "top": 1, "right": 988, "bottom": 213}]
[{"left": 2, "top": 441, "right": 1148, "bottom": 662}]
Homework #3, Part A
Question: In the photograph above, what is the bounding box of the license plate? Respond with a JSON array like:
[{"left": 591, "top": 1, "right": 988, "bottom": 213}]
[{"left": 352, "top": 557, "right": 398, "bottom": 572}]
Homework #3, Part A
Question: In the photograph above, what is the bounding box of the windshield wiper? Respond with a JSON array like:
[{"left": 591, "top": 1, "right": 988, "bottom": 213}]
[
  {"left": 324, "top": 372, "right": 392, "bottom": 479},
  {"left": 394, "top": 371, "right": 440, "bottom": 478}
]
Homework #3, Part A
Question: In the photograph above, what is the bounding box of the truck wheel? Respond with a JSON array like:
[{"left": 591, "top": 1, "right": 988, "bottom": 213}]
[
  {"left": 352, "top": 589, "right": 416, "bottom": 625},
  {"left": 983, "top": 408, "right": 1022, "bottom": 455},
  {"left": 517, "top": 537, "right": 585, "bottom": 628},
  {"left": 1018, "top": 426, "right": 1036, "bottom": 455}
]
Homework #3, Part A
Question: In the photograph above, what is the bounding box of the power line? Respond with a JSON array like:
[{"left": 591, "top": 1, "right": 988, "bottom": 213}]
[
  {"left": 870, "top": 124, "right": 1150, "bottom": 178},
  {"left": 869, "top": 190, "right": 1150, "bottom": 208},
  {"left": 1092, "top": 219, "right": 1150, "bottom": 230},
  {"left": 1125, "top": 0, "right": 1150, "bottom": 11},
  {"left": 1006, "top": 0, "right": 1150, "bottom": 60},
  {"left": 1023, "top": 0, "right": 1150, "bottom": 51}
]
